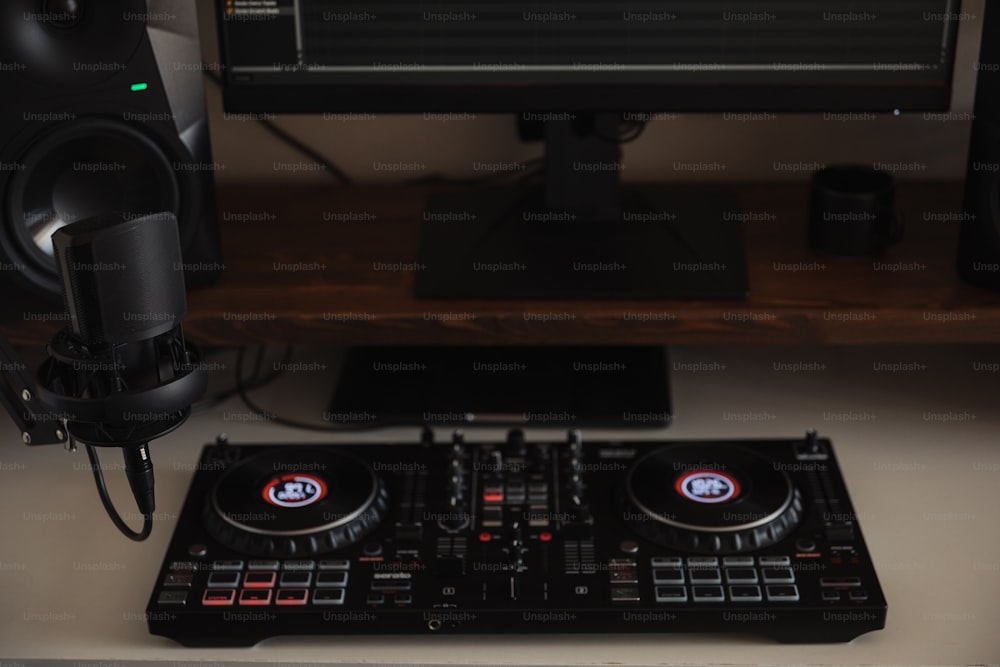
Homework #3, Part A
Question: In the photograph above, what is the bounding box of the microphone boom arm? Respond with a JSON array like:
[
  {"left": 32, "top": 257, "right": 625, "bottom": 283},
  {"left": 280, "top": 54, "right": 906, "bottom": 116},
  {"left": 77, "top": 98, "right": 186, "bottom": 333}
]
[{"left": 0, "top": 334, "right": 67, "bottom": 447}]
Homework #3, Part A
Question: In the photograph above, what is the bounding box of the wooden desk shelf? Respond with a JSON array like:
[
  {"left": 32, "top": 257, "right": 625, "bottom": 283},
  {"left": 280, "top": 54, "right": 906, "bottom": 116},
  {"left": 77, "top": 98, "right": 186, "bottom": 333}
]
[{"left": 4, "top": 182, "right": 997, "bottom": 346}]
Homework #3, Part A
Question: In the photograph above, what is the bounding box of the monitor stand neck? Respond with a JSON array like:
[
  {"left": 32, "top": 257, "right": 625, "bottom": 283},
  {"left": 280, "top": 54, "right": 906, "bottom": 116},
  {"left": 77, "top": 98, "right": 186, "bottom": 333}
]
[
  {"left": 414, "top": 113, "right": 749, "bottom": 299},
  {"left": 543, "top": 113, "right": 622, "bottom": 221}
]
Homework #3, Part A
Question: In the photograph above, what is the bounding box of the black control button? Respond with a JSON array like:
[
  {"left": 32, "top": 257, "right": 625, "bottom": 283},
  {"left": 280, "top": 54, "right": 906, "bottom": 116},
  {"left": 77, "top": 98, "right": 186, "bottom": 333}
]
[
  {"left": 610, "top": 570, "right": 638, "bottom": 584},
  {"left": 163, "top": 573, "right": 193, "bottom": 587},
  {"left": 765, "top": 585, "right": 800, "bottom": 602},
  {"left": 819, "top": 576, "right": 862, "bottom": 588},
  {"left": 761, "top": 567, "right": 795, "bottom": 584},
  {"left": 654, "top": 586, "right": 688, "bottom": 603},
  {"left": 692, "top": 586, "right": 725, "bottom": 602},
  {"left": 157, "top": 590, "right": 188, "bottom": 605},
  {"left": 822, "top": 590, "right": 841, "bottom": 601},
  {"left": 316, "top": 571, "right": 349, "bottom": 587},
  {"left": 319, "top": 559, "right": 351, "bottom": 570},
  {"left": 275, "top": 589, "right": 309, "bottom": 606},
  {"left": 652, "top": 568, "right": 685, "bottom": 585},
  {"left": 394, "top": 593, "right": 413, "bottom": 605},
  {"left": 688, "top": 568, "right": 722, "bottom": 584},
  {"left": 610, "top": 586, "right": 641, "bottom": 603},
  {"left": 362, "top": 543, "right": 383, "bottom": 557},
  {"left": 314, "top": 589, "right": 347, "bottom": 605},
  {"left": 849, "top": 589, "right": 869, "bottom": 601},
  {"left": 279, "top": 571, "right": 313, "bottom": 587},
  {"left": 724, "top": 568, "right": 758, "bottom": 584},
  {"left": 206, "top": 571, "right": 240, "bottom": 588},
  {"left": 728, "top": 585, "right": 762, "bottom": 602},
  {"left": 372, "top": 579, "right": 412, "bottom": 591},
  {"left": 366, "top": 592, "right": 385, "bottom": 605}
]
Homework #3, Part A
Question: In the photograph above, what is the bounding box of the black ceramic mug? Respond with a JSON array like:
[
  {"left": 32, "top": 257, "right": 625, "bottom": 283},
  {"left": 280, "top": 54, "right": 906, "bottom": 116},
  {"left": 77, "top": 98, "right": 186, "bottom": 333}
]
[{"left": 808, "top": 165, "right": 904, "bottom": 257}]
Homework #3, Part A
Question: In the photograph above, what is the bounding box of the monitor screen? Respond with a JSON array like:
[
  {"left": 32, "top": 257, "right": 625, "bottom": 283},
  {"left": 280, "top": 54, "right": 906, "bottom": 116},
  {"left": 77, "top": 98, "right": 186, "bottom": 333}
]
[{"left": 218, "top": 0, "right": 960, "bottom": 111}]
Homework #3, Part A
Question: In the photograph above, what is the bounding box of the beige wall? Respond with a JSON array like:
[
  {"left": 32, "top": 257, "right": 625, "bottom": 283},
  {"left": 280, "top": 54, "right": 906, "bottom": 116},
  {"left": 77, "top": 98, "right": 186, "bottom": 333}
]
[{"left": 197, "top": 1, "right": 986, "bottom": 185}]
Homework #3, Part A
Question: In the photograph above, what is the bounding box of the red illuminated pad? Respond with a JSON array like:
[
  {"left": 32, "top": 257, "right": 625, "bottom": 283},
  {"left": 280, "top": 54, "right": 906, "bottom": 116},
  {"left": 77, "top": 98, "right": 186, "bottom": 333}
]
[
  {"left": 202, "top": 589, "right": 236, "bottom": 606},
  {"left": 239, "top": 589, "right": 273, "bottom": 606}
]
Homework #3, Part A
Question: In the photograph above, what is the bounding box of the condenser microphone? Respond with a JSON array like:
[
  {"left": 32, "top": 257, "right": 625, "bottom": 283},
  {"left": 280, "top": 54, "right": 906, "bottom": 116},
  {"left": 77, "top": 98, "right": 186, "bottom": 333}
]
[{"left": 34, "top": 211, "right": 206, "bottom": 540}]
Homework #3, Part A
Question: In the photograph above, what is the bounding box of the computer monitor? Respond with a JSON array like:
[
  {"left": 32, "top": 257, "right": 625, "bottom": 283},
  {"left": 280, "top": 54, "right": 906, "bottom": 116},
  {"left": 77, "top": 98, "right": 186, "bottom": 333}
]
[{"left": 216, "top": 0, "right": 960, "bottom": 299}]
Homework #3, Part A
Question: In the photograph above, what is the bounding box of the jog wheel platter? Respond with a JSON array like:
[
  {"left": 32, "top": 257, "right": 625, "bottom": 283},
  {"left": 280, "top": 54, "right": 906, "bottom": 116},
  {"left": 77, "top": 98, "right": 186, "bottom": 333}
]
[
  {"left": 624, "top": 444, "right": 803, "bottom": 554},
  {"left": 203, "top": 448, "right": 389, "bottom": 557}
]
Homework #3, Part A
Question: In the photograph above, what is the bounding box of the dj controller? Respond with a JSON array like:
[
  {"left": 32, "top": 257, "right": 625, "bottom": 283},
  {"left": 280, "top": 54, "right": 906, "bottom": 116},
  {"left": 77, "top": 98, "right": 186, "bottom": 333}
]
[{"left": 147, "top": 430, "right": 886, "bottom": 645}]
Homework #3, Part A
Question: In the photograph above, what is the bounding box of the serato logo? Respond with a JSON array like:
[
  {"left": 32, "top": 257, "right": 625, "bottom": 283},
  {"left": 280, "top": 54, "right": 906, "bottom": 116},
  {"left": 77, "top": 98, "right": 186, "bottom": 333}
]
[
  {"left": 675, "top": 470, "right": 740, "bottom": 504},
  {"left": 262, "top": 474, "right": 327, "bottom": 508}
]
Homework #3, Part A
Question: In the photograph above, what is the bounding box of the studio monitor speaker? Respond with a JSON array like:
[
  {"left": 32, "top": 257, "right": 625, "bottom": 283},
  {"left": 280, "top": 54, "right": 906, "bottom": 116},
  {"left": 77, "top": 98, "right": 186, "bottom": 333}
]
[
  {"left": 0, "top": 0, "right": 221, "bottom": 305},
  {"left": 957, "top": 4, "right": 1000, "bottom": 290}
]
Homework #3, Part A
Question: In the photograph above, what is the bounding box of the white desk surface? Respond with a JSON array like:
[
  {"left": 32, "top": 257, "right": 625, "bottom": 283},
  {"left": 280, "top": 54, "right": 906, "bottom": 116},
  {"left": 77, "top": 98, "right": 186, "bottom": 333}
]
[{"left": 1, "top": 344, "right": 998, "bottom": 666}]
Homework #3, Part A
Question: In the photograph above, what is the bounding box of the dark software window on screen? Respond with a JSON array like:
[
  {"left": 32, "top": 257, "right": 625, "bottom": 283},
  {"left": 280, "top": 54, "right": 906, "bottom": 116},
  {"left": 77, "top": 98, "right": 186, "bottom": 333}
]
[{"left": 220, "top": 0, "right": 957, "bottom": 86}]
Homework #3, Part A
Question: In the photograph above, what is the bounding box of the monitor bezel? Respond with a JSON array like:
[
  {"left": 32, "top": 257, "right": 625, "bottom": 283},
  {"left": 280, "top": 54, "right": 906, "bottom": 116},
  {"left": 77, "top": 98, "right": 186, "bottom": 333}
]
[
  {"left": 215, "top": 1, "right": 961, "bottom": 114},
  {"left": 220, "top": 83, "right": 955, "bottom": 114}
]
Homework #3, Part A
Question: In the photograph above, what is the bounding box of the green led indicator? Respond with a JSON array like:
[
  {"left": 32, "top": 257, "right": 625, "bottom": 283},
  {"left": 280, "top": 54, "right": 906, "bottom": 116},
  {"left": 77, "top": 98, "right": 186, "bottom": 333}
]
[{"left": 130, "top": 83, "right": 148, "bottom": 92}]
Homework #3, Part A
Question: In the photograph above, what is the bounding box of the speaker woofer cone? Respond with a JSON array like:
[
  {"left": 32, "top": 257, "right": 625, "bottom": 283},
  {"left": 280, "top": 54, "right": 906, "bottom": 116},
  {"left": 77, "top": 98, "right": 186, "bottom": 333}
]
[
  {"left": 0, "top": 0, "right": 146, "bottom": 85},
  {"left": 4, "top": 117, "right": 181, "bottom": 296}
]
